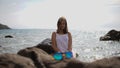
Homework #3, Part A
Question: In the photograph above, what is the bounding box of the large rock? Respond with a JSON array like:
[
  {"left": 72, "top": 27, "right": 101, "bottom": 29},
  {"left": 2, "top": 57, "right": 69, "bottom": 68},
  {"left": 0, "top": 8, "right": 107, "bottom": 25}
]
[
  {"left": 85, "top": 56, "right": 120, "bottom": 68},
  {"left": 40, "top": 38, "right": 52, "bottom": 45},
  {"left": 17, "top": 38, "right": 120, "bottom": 68},
  {"left": 17, "top": 46, "right": 85, "bottom": 68},
  {"left": 0, "top": 23, "right": 10, "bottom": 29},
  {"left": 0, "top": 53, "right": 36, "bottom": 68},
  {"left": 35, "top": 43, "right": 55, "bottom": 54},
  {"left": 35, "top": 38, "right": 55, "bottom": 54},
  {"left": 100, "top": 29, "right": 120, "bottom": 41},
  {"left": 17, "top": 47, "right": 51, "bottom": 68},
  {"left": 17, "top": 46, "right": 120, "bottom": 68}
]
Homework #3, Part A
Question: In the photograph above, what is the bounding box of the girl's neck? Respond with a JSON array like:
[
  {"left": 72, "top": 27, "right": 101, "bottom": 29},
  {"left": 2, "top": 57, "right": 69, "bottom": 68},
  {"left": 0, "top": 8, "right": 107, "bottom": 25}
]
[{"left": 57, "top": 30, "right": 64, "bottom": 34}]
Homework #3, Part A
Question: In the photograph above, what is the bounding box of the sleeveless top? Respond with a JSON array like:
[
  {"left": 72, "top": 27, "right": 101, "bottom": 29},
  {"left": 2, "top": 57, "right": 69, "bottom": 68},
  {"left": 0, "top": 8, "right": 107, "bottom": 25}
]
[{"left": 56, "top": 33, "right": 69, "bottom": 53}]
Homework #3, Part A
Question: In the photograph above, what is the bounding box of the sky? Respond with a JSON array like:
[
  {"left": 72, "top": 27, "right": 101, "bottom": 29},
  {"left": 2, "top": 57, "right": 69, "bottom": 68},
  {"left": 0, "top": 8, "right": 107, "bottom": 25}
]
[{"left": 0, "top": 0, "right": 120, "bottom": 30}]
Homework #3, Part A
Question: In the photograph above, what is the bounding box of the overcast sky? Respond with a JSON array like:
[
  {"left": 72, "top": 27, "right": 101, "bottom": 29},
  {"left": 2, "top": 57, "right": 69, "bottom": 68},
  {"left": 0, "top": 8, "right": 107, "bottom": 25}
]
[{"left": 0, "top": 0, "right": 120, "bottom": 30}]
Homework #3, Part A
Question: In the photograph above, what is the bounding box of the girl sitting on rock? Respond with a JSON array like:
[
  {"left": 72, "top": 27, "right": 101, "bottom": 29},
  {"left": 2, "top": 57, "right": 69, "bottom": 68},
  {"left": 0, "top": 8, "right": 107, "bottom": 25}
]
[{"left": 51, "top": 16, "right": 73, "bottom": 60}]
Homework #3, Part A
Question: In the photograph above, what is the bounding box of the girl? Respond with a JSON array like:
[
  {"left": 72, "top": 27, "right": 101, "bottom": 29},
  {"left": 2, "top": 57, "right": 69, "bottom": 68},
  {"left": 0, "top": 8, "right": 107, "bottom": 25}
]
[{"left": 51, "top": 17, "right": 72, "bottom": 53}]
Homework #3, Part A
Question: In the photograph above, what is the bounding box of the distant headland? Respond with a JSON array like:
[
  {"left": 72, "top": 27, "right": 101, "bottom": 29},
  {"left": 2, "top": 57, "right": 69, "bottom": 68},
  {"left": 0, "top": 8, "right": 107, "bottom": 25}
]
[{"left": 0, "top": 23, "right": 11, "bottom": 29}]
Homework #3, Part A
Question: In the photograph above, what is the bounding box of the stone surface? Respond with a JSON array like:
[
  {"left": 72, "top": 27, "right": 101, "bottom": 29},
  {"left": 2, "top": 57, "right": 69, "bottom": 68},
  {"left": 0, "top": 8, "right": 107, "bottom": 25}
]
[
  {"left": 0, "top": 53, "right": 36, "bottom": 68},
  {"left": 100, "top": 29, "right": 120, "bottom": 41}
]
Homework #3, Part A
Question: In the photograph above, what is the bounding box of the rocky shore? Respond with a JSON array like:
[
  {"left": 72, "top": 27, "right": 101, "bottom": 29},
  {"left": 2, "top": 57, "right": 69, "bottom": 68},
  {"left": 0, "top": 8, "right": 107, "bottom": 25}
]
[
  {"left": 0, "top": 23, "right": 11, "bottom": 29},
  {"left": 0, "top": 38, "right": 120, "bottom": 68}
]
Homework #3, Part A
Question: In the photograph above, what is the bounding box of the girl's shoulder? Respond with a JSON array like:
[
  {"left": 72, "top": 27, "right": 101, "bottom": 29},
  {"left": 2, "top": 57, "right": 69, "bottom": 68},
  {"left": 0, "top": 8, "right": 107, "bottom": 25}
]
[
  {"left": 68, "top": 32, "right": 71, "bottom": 35},
  {"left": 52, "top": 32, "right": 57, "bottom": 37},
  {"left": 52, "top": 32, "right": 56, "bottom": 35}
]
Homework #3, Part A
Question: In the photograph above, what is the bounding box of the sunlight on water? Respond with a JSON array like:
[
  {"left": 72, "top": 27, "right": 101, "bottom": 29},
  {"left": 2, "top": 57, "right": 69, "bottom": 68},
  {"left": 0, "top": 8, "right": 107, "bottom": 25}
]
[{"left": 0, "top": 29, "right": 120, "bottom": 62}]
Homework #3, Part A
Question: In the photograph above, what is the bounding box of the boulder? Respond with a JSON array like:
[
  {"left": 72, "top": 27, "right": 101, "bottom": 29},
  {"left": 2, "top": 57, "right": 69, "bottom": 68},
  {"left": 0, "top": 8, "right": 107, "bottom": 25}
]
[
  {"left": 17, "top": 47, "right": 85, "bottom": 68},
  {"left": 85, "top": 56, "right": 120, "bottom": 68},
  {"left": 17, "top": 46, "right": 120, "bottom": 68},
  {"left": 100, "top": 29, "right": 120, "bottom": 41},
  {"left": 0, "top": 53, "right": 36, "bottom": 68},
  {"left": 17, "top": 47, "right": 51, "bottom": 68},
  {"left": 35, "top": 38, "right": 55, "bottom": 54},
  {"left": 35, "top": 43, "right": 55, "bottom": 54},
  {"left": 40, "top": 38, "right": 52, "bottom": 45},
  {"left": 5, "top": 35, "right": 13, "bottom": 38},
  {"left": 16, "top": 38, "right": 120, "bottom": 68}
]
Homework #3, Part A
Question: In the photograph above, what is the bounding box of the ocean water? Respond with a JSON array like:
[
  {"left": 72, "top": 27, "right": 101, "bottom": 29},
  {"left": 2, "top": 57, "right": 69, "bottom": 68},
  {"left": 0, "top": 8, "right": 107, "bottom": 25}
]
[{"left": 0, "top": 29, "right": 120, "bottom": 62}]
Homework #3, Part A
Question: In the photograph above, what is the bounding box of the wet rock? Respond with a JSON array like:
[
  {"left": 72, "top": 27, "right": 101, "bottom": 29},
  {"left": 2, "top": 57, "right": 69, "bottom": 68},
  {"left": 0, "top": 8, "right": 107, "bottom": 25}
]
[
  {"left": 0, "top": 53, "right": 36, "bottom": 68},
  {"left": 5, "top": 35, "right": 13, "bottom": 38},
  {"left": 100, "top": 29, "right": 120, "bottom": 41}
]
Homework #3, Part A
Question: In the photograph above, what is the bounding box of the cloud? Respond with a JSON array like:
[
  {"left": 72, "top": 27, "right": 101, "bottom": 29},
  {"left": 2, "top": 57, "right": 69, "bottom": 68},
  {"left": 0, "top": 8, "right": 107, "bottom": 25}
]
[
  {"left": 0, "top": 0, "right": 120, "bottom": 30},
  {"left": 0, "top": 0, "right": 28, "bottom": 14}
]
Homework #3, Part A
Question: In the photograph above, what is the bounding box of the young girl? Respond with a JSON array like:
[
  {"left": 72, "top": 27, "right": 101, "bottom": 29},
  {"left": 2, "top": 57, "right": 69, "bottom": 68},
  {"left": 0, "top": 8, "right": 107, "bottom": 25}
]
[{"left": 51, "top": 17, "right": 72, "bottom": 53}]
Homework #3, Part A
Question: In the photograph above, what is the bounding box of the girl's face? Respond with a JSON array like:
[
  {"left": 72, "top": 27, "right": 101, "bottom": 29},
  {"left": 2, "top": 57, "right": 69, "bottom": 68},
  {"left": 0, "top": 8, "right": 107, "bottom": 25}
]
[{"left": 59, "top": 21, "right": 66, "bottom": 30}]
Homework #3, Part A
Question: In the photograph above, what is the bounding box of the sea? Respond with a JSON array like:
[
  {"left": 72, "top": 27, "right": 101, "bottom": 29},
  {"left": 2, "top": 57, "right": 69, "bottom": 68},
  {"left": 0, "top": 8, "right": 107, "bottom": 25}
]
[{"left": 0, "top": 29, "right": 120, "bottom": 62}]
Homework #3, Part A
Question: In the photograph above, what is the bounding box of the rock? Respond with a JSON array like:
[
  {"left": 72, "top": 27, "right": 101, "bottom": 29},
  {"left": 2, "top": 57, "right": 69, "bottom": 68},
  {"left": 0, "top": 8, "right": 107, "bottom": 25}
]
[
  {"left": 0, "top": 23, "right": 11, "bottom": 29},
  {"left": 0, "top": 53, "right": 36, "bottom": 68},
  {"left": 17, "top": 46, "right": 85, "bottom": 68},
  {"left": 16, "top": 38, "right": 120, "bottom": 68},
  {"left": 35, "top": 43, "right": 55, "bottom": 54},
  {"left": 40, "top": 38, "right": 52, "bottom": 45},
  {"left": 17, "top": 47, "right": 51, "bottom": 68},
  {"left": 45, "top": 58, "right": 85, "bottom": 68},
  {"left": 17, "top": 46, "right": 120, "bottom": 68},
  {"left": 85, "top": 56, "right": 120, "bottom": 68},
  {"left": 5, "top": 35, "right": 13, "bottom": 38},
  {"left": 100, "top": 29, "right": 120, "bottom": 41},
  {"left": 35, "top": 38, "right": 55, "bottom": 54}
]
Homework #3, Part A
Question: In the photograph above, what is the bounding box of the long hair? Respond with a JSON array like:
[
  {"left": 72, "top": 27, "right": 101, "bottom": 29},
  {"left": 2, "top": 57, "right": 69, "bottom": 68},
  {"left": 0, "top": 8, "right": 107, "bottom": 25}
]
[{"left": 57, "top": 17, "right": 68, "bottom": 34}]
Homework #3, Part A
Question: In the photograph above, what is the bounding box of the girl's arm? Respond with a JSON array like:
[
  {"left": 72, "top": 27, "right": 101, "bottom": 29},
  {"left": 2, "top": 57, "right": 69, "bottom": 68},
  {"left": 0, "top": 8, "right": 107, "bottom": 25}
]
[
  {"left": 51, "top": 32, "right": 60, "bottom": 52},
  {"left": 68, "top": 32, "right": 72, "bottom": 51}
]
